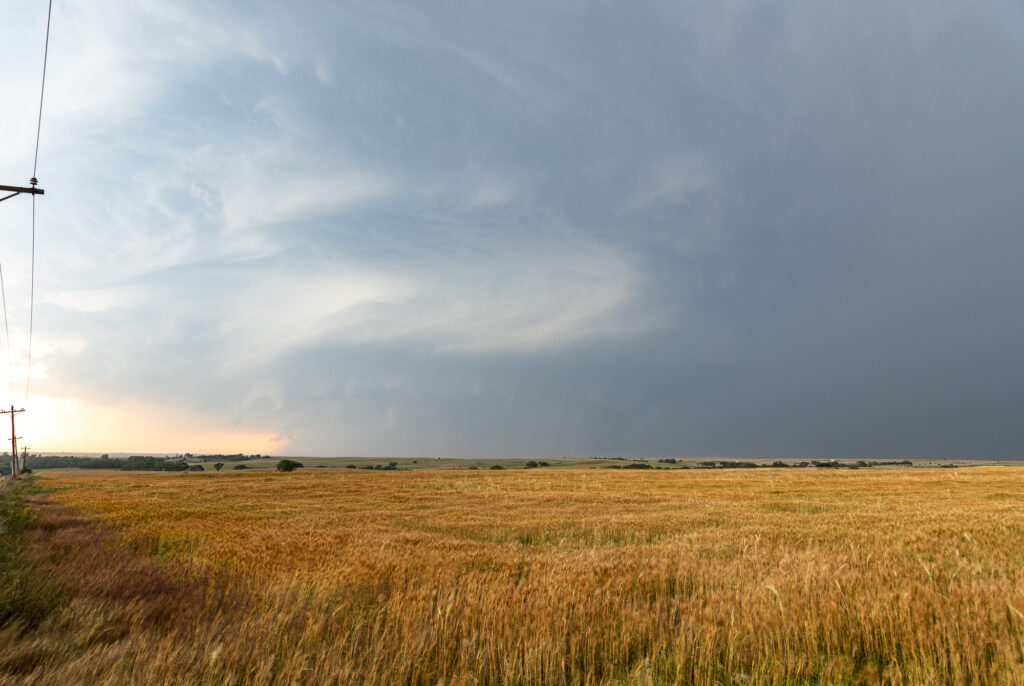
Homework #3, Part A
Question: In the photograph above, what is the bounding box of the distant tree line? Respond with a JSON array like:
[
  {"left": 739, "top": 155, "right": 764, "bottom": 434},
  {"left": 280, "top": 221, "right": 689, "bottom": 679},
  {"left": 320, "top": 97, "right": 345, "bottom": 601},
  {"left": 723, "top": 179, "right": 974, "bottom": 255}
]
[
  {"left": 0, "top": 455, "right": 190, "bottom": 474},
  {"left": 597, "top": 459, "right": 916, "bottom": 471},
  {"left": 181, "top": 453, "right": 260, "bottom": 462},
  {"left": 770, "top": 460, "right": 913, "bottom": 469},
  {"left": 345, "top": 461, "right": 398, "bottom": 471}
]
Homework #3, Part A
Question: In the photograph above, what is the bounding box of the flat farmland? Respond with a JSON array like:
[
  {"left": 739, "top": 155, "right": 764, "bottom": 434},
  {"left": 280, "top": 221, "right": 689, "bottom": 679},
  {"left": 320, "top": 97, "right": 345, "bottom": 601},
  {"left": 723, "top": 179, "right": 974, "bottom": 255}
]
[{"left": 4, "top": 467, "right": 1024, "bottom": 684}]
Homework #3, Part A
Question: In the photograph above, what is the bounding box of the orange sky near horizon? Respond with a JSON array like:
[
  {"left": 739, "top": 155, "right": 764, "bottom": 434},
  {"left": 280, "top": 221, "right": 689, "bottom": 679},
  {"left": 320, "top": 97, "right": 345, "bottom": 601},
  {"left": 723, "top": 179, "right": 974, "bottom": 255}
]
[{"left": 15, "top": 395, "right": 287, "bottom": 456}]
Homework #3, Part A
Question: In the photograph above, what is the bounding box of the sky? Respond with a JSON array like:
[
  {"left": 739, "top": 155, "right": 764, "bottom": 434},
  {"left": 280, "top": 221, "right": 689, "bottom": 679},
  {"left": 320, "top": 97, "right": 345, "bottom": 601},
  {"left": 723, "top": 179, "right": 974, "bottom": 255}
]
[{"left": 1, "top": 1, "right": 1023, "bottom": 459}]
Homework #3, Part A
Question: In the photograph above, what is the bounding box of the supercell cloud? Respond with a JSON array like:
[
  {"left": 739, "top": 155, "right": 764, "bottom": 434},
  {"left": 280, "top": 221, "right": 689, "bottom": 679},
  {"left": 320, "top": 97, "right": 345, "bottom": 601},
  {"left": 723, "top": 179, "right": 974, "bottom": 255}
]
[{"left": 0, "top": 1, "right": 1022, "bottom": 458}]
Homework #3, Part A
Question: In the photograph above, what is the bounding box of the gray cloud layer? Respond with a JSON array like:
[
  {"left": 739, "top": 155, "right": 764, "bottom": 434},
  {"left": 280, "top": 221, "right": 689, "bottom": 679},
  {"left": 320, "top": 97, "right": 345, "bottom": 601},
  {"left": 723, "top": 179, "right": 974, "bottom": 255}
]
[{"left": 2, "top": 1, "right": 1023, "bottom": 457}]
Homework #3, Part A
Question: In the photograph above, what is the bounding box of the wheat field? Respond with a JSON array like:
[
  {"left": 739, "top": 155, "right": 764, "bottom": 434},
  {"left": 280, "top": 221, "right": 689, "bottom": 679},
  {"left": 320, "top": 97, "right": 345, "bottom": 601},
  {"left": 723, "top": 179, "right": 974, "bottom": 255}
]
[{"left": 3, "top": 466, "right": 1024, "bottom": 684}]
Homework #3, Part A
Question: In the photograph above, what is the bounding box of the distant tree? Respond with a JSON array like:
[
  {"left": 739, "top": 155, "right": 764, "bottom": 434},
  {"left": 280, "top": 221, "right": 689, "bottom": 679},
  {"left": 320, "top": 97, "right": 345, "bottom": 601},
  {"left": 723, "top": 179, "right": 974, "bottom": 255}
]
[
  {"left": 489, "top": 465, "right": 504, "bottom": 470},
  {"left": 213, "top": 462, "right": 225, "bottom": 471},
  {"left": 276, "top": 459, "right": 303, "bottom": 472},
  {"left": 233, "top": 464, "right": 248, "bottom": 470},
  {"left": 188, "top": 465, "right": 204, "bottom": 472},
  {"left": 525, "top": 460, "right": 539, "bottom": 468},
  {"left": 121, "top": 456, "right": 188, "bottom": 472}
]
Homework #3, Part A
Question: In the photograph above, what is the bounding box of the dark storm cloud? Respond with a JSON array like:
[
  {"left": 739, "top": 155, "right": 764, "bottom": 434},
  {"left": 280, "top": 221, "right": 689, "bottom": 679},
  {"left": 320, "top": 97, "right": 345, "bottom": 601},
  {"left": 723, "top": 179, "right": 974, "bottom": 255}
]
[{"left": 4, "top": 1, "right": 1023, "bottom": 456}]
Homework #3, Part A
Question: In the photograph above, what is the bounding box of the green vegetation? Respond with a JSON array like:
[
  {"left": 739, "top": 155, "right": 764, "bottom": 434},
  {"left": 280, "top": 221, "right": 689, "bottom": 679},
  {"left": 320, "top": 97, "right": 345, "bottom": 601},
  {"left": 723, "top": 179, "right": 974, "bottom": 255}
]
[
  {"left": 357, "top": 461, "right": 398, "bottom": 471},
  {"left": 0, "top": 455, "right": 190, "bottom": 474},
  {"left": 275, "top": 459, "right": 303, "bottom": 472},
  {"left": 0, "top": 480, "right": 63, "bottom": 631},
  {"left": 2, "top": 454, "right": 988, "bottom": 477}
]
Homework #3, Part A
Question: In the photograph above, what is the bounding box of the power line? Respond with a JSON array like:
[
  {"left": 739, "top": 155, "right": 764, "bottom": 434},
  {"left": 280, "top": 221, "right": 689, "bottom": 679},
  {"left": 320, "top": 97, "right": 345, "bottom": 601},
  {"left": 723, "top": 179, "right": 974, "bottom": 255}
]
[
  {"left": 25, "top": 0, "right": 53, "bottom": 402},
  {"left": 25, "top": 197, "right": 36, "bottom": 399},
  {"left": 33, "top": 0, "right": 54, "bottom": 179},
  {"left": 0, "top": 2, "right": 55, "bottom": 476},
  {"left": 0, "top": 261, "right": 15, "bottom": 408}
]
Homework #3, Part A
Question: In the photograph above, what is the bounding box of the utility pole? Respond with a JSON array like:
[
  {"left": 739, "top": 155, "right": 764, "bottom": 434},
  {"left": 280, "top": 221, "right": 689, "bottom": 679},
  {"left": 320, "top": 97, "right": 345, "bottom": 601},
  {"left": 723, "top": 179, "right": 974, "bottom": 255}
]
[{"left": 1, "top": 407, "right": 24, "bottom": 480}]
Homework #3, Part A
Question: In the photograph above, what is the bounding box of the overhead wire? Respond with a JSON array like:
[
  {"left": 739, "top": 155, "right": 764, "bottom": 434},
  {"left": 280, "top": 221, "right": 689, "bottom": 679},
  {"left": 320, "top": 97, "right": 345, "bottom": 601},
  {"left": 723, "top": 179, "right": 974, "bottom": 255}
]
[
  {"left": 26, "top": 198, "right": 36, "bottom": 400},
  {"left": 0, "top": 0, "right": 53, "bottom": 412},
  {"left": 0, "top": 262, "right": 14, "bottom": 408},
  {"left": 24, "top": 0, "right": 54, "bottom": 402},
  {"left": 33, "top": 0, "right": 53, "bottom": 180}
]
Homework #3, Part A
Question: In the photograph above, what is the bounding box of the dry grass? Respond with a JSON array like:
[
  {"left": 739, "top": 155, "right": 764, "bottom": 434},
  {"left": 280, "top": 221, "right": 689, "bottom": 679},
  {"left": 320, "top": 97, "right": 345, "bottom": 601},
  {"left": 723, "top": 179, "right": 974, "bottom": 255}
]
[{"left": 3, "top": 466, "right": 1024, "bottom": 684}]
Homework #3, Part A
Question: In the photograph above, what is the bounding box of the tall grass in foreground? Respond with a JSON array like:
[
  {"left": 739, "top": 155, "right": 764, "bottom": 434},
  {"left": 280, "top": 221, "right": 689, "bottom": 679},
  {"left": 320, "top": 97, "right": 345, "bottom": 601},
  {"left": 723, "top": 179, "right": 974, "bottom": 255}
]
[{"left": 2, "top": 467, "right": 1023, "bottom": 684}]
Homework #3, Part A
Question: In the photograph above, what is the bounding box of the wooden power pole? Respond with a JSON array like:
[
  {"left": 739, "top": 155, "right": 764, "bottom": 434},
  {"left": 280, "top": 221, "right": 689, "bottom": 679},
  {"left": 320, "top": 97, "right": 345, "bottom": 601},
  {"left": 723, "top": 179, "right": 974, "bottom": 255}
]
[{"left": 1, "top": 407, "right": 24, "bottom": 479}]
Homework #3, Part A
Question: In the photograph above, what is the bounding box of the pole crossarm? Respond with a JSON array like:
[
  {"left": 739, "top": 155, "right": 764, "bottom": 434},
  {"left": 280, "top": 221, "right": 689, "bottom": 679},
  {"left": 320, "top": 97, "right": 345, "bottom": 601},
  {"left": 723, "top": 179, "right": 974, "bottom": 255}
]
[{"left": 0, "top": 184, "right": 44, "bottom": 203}]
